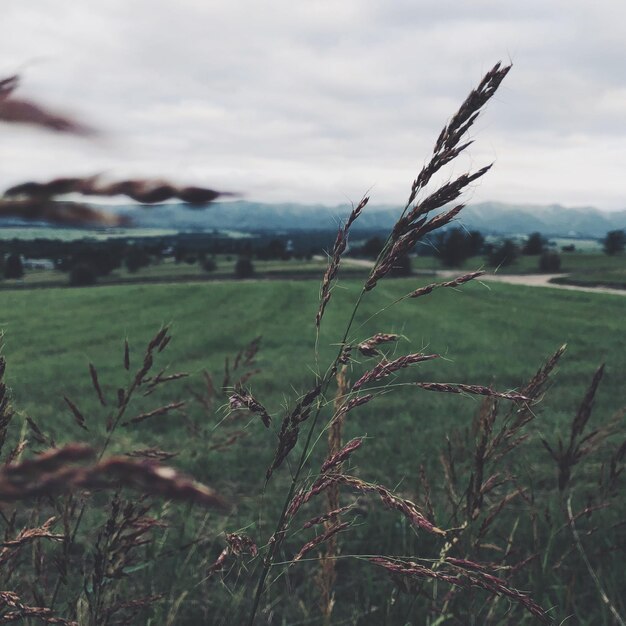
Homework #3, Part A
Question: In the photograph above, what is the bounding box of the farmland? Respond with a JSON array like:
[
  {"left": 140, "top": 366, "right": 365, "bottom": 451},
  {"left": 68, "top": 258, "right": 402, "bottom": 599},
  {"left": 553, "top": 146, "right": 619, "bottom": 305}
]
[
  {"left": 3, "top": 277, "right": 623, "bottom": 438},
  {"left": 0, "top": 274, "right": 623, "bottom": 623}
]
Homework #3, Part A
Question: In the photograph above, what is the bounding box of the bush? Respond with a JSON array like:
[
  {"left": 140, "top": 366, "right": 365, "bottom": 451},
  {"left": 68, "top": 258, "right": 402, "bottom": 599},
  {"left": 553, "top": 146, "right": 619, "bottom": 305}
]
[
  {"left": 258, "top": 239, "right": 287, "bottom": 260},
  {"left": 539, "top": 250, "right": 561, "bottom": 272},
  {"left": 124, "top": 246, "right": 150, "bottom": 273},
  {"left": 603, "top": 229, "right": 625, "bottom": 255},
  {"left": 69, "top": 263, "right": 97, "bottom": 286},
  {"left": 360, "top": 236, "right": 384, "bottom": 259},
  {"left": 234, "top": 257, "right": 254, "bottom": 278},
  {"left": 487, "top": 239, "right": 518, "bottom": 267},
  {"left": 3, "top": 253, "right": 23, "bottom": 279},
  {"left": 202, "top": 257, "right": 217, "bottom": 272},
  {"left": 522, "top": 231, "right": 545, "bottom": 255},
  {"left": 174, "top": 245, "right": 187, "bottom": 263},
  {"left": 67, "top": 243, "right": 122, "bottom": 276},
  {"left": 435, "top": 228, "right": 483, "bottom": 267}
]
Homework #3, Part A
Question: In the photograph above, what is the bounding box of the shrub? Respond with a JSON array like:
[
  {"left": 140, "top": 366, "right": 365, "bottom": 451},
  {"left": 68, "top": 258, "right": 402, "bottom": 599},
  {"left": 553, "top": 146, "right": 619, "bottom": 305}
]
[
  {"left": 4, "top": 253, "right": 23, "bottom": 279},
  {"left": 523, "top": 231, "right": 545, "bottom": 255},
  {"left": 69, "top": 262, "right": 97, "bottom": 286},
  {"left": 360, "top": 235, "right": 384, "bottom": 259},
  {"left": 235, "top": 256, "right": 254, "bottom": 278},
  {"left": 487, "top": 239, "right": 518, "bottom": 267},
  {"left": 603, "top": 229, "right": 625, "bottom": 255},
  {"left": 435, "top": 228, "right": 484, "bottom": 267},
  {"left": 202, "top": 256, "right": 217, "bottom": 272},
  {"left": 258, "top": 239, "right": 287, "bottom": 260},
  {"left": 124, "top": 246, "right": 150, "bottom": 273},
  {"left": 539, "top": 250, "right": 562, "bottom": 272},
  {"left": 66, "top": 243, "right": 122, "bottom": 276}
]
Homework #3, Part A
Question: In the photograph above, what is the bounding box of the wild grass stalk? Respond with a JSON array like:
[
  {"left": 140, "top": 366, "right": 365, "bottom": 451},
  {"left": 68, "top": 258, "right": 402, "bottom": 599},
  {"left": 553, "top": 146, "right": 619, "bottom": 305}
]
[
  {"left": 246, "top": 61, "right": 515, "bottom": 625},
  {"left": 0, "top": 61, "right": 623, "bottom": 625}
]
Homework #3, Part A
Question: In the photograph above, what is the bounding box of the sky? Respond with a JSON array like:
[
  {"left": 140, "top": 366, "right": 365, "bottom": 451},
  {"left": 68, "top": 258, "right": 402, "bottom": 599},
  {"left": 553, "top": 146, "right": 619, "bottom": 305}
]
[{"left": 1, "top": 0, "right": 626, "bottom": 211}]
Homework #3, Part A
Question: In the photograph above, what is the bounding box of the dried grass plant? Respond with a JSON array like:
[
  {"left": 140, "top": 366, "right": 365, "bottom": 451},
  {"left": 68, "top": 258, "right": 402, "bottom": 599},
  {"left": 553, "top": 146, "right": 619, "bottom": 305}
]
[{"left": 0, "top": 65, "right": 623, "bottom": 626}]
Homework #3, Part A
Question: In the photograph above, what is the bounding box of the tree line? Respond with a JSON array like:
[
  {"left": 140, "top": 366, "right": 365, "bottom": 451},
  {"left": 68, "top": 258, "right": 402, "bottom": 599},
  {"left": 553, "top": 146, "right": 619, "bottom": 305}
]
[
  {"left": 354, "top": 227, "right": 625, "bottom": 271},
  {"left": 0, "top": 227, "right": 622, "bottom": 285}
]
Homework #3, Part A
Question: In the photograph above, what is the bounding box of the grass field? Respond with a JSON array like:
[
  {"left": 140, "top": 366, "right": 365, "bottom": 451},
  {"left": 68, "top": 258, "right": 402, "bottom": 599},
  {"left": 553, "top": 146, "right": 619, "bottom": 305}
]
[
  {"left": 411, "top": 251, "right": 625, "bottom": 277},
  {"left": 2, "top": 55, "right": 622, "bottom": 625},
  {"left": 0, "top": 275, "right": 624, "bottom": 623},
  {"left": 2, "top": 276, "right": 623, "bottom": 438},
  {"left": 549, "top": 254, "right": 626, "bottom": 288}
]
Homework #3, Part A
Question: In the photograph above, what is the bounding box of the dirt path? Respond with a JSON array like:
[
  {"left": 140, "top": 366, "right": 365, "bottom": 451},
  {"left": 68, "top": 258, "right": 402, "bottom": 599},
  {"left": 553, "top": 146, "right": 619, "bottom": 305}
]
[
  {"left": 445, "top": 271, "right": 626, "bottom": 296},
  {"left": 336, "top": 258, "right": 626, "bottom": 297}
]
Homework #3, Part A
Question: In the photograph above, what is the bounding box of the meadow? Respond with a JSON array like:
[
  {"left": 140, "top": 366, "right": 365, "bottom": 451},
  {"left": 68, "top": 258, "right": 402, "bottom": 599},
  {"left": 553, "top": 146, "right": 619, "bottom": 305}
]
[
  {"left": 1, "top": 61, "right": 624, "bottom": 625},
  {"left": 0, "top": 275, "right": 624, "bottom": 624},
  {"left": 409, "top": 251, "right": 626, "bottom": 285},
  {"left": 2, "top": 277, "right": 623, "bottom": 442}
]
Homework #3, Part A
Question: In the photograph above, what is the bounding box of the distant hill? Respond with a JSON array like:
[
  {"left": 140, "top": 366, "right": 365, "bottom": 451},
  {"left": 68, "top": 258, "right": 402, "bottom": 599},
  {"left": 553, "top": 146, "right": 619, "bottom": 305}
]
[
  {"left": 1, "top": 201, "right": 624, "bottom": 239},
  {"left": 109, "top": 200, "right": 626, "bottom": 239}
]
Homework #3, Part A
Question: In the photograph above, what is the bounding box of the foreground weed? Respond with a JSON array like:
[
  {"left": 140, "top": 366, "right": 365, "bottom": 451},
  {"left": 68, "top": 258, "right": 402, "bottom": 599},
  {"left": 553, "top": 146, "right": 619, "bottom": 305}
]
[{"left": 0, "top": 62, "right": 624, "bottom": 626}]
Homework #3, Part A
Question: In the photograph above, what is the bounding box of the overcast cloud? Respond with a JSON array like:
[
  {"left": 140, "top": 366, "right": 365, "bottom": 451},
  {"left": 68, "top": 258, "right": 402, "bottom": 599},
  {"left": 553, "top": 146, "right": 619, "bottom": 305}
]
[{"left": 1, "top": 0, "right": 625, "bottom": 210}]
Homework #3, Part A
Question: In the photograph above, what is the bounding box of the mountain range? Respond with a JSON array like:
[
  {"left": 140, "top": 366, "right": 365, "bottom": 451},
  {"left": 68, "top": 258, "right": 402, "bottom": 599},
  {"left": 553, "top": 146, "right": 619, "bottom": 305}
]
[{"left": 112, "top": 200, "right": 626, "bottom": 239}]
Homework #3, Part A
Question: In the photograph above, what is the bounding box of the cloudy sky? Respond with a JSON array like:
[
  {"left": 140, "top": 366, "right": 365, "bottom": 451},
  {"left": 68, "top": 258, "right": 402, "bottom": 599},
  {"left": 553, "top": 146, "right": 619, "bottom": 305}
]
[{"left": 1, "top": 0, "right": 625, "bottom": 210}]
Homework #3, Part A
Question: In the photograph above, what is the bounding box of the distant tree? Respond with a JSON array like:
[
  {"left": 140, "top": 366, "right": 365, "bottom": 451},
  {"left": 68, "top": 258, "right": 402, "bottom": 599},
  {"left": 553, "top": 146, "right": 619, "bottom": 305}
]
[
  {"left": 436, "top": 228, "right": 472, "bottom": 267},
  {"left": 174, "top": 245, "right": 187, "bottom": 263},
  {"left": 603, "top": 230, "right": 625, "bottom": 256},
  {"left": 125, "top": 246, "right": 150, "bottom": 273},
  {"left": 235, "top": 257, "right": 254, "bottom": 278},
  {"left": 144, "top": 240, "right": 166, "bottom": 257},
  {"left": 361, "top": 236, "right": 384, "bottom": 259},
  {"left": 561, "top": 244, "right": 576, "bottom": 253},
  {"left": 240, "top": 241, "right": 254, "bottom": 258},
  {"left": 539, "top": 251, "right": 561, "bottom": 272},
  {"left": 389, "top": 251, "right": 411, "bottom": 277},
  {"left": 202, "top": 257, "right": 217, "bottom": 272},
  {"left": 69, "top": 263, "right": 97, "bottom": 286},
  {"left": 487, "top": 240, "right": 518, "bottom": 268},
  {"left": 523, "top": 232, "right": 545, "bottom": 255},
  {"left": 466, "top": 231, "right": 485, "bottom": 257},
  {"left": 259, "top": 239, "right": 287, "bottom": 261},
  {"left": 435, "top": 228, "right": 483, "bottom": 267},
  {"left": 68, "top": 243, "right": 121, "bottom": 276},
  {"left": 4, "top": 253, "right": 23, "bottom": 279}
]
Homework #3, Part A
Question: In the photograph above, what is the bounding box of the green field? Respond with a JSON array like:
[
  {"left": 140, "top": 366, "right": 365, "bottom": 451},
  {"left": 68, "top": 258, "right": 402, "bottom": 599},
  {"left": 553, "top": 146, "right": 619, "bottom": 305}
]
[
  {"left": 0, "top": 276, "right": 624, "bottom": 624},
  {"left": 411, "top": 250, "right": 625, "bottom": 274},
  {"left": 2, "top": 277, "right": 623, "bottom": 440},
  {"left": 407, "top": 251, "right": 626, "bottom": 289},
  {"left": 550, "top": 255, "right": 626, "bottom": 288}
]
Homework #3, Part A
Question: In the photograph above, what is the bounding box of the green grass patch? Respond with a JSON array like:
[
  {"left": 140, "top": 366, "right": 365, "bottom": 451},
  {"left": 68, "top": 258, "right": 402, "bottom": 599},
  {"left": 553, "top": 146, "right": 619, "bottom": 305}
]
[
  {"left": 551, "top": 253, "right": 626, "bottom": 288},
  {"left": 2, "top": 277, "right": 622, "bottom": 434},
  {"left": 0, "top": 277, "right": 623, "bottom": 624}
]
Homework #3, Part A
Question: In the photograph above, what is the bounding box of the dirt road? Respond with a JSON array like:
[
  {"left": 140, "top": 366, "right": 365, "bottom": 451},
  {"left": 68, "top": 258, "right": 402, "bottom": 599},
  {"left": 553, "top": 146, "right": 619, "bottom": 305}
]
[{"left": 336, "top": 258, "right": 626, "bottom": 297}]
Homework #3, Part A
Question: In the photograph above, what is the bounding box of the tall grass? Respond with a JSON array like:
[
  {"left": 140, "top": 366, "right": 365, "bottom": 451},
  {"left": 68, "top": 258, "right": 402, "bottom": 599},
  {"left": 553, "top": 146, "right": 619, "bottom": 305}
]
[{"left": 0, "top": 64, "right": 623, "bottom": 625}]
